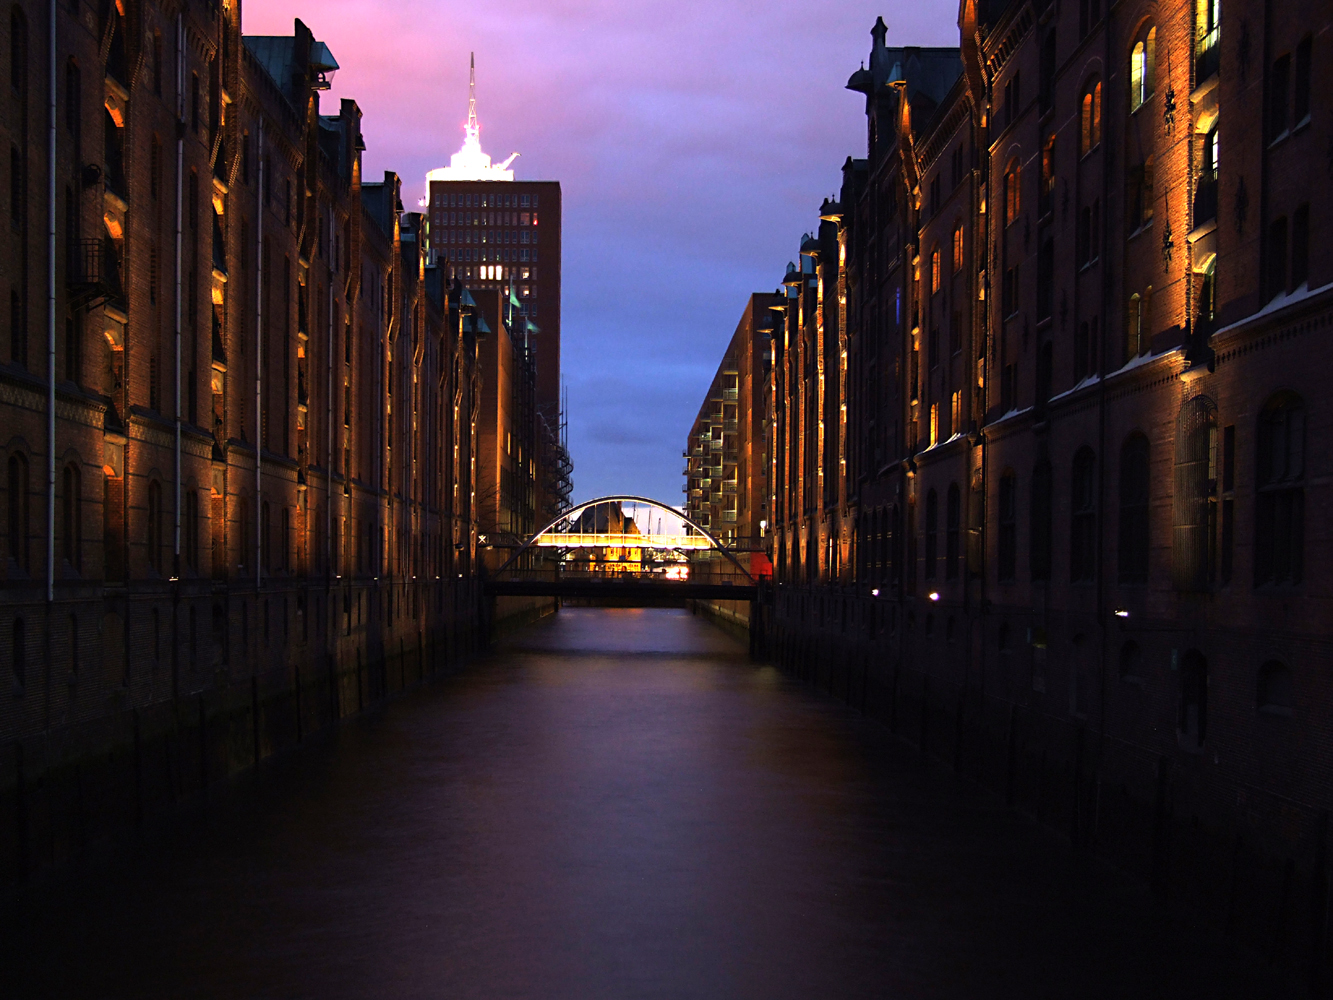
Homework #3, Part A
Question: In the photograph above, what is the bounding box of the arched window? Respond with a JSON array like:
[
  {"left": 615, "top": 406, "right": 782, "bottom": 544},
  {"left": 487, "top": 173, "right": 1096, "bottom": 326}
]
[
  {"left": 952, "top": 222, "right": 964, "bottom": 272},
  {"left": 7, "top": 451, "right": 27, "bottom": 571},
  {"left": 930, "top": 246, "right": 941, "bottom": 294},
  {"left": 1118, "top": 434, "right": 1150, "bottom": 583},
  {"left": 1255, "top": 392, "right": 1304, "bottom": 585},
  {"left": 1257, "top": 660, "right": 1293, "bottom": 715},
  {"left": 1130, "top": 26, "right": 1157, "bottom": 111},
  {"left": 1173, "top": 396, "right": 1218, "bottom": 591},
  {"left": 62, "top": 461, "right": 81, "bottom": 570},
  {"left": 146, "top": 479, "right": 163, "bottom": 575},
  {"left": 1179, "top": 650, "right": 1208, "bottom": 746},
  {"left": 1119, "top": 640, "right": 1143, "bottom": 682},
  {"left": 1080, "top": 78, "right": 1102, "bottom": 154},
  {"left": 998, "top": 471, "right": 1017, "bottom": 581},
  {"left": 1030, "top": 460, "right": 1053, "bottom": 582},
  {"left": 1004, "top": 160, "right": 1021, "bottom": 226},
  {"left": 1070, "top": 447, "right": 1097, "bottom": 583},
  {"left": 924, "top": 488, "right": 938, "bottom": 579},
  {"left": 946, "top": 483, "right": 960, "bottom": 580}
]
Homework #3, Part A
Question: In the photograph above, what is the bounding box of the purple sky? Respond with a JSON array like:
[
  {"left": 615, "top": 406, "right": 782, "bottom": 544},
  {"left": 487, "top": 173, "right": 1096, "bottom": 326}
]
[{"left": 245, "top": 1, "right": 957, "bottom": 505}]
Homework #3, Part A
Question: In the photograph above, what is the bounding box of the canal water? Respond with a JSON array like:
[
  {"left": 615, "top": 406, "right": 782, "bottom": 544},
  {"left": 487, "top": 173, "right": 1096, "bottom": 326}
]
[{"left": 3, "top": 608, "right": 1289, "bottom": 998}]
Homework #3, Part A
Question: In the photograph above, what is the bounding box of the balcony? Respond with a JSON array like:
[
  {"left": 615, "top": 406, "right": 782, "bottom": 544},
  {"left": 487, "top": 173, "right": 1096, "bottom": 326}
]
[
  {"left": 66, "top": 238, "right": 125, "bottom": 310},
  {"left": 1195, "top": 26, "right": 1220, "bottom": 86},
  {"left": 709, "top": 439, "right": 723, "bottom": 451},
  {"left": 722, "top": 480, "right": 738, "bottom": 493},
  {"left": 723, "top": 387, "right": 739, "bottom": 401}
]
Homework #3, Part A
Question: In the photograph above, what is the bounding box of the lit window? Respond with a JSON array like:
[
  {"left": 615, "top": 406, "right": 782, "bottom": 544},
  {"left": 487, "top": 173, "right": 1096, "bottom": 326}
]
[
  {"left": 931, "top": 247, "right": 941, "bottom": 293},
  {"left": 1130, "top": 27, "right": 1156, "bottom": 111},
  {"left": 952, "top": 223, "right": 964, "bottom": 271}
]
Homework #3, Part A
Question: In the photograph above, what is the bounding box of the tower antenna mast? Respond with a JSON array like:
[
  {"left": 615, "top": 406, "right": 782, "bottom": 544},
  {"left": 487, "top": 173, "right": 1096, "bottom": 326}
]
[{"left": 467, "top": 52, "right": 478, "bottom": 140}]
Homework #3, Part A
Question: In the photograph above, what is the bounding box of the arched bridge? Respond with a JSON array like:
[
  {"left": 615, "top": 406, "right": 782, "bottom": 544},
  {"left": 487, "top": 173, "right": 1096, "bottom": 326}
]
[{"left": 483, "top": 496, "right": 762, "bottom": 602}]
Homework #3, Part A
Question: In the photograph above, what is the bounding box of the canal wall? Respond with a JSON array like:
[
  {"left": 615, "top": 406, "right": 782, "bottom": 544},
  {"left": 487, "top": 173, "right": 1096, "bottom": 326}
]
[
  {"left": 0, "top": 578, "right": 485, "bottom": 889},
  {"left": 768, "top": 586, "right": 1333, "bottom": 988}
]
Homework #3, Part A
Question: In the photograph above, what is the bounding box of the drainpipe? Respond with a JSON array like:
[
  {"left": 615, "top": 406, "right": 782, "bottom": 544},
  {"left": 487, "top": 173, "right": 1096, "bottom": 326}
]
[
  {"left": 255, "top": 119, "right": 263, "bottom": 590},
  {"left": 327, "top": 217, "right": 333, "bottom": 581},
  {"left": 173, "top": 14, "right": 183, "bottom": 576},
  {"left": 45, "top": 0, "right": 56, "bottom": 604}
]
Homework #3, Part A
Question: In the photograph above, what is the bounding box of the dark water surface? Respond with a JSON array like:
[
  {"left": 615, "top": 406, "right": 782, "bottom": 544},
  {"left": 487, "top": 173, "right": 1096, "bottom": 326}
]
[{"left": 3, "top": 608, "right": 1289, "bottom": 998}]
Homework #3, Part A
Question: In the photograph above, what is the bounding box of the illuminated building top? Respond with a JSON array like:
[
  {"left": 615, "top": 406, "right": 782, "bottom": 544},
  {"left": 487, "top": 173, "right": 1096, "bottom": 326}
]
[{"left": 427, "top": 53, "right": 518, "bottom": 185}]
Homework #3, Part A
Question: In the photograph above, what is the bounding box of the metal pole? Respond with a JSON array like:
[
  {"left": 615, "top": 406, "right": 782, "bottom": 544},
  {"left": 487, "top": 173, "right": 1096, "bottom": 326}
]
[
  {"left": 255, "top": 119, "right": 263, "bottom": 590},
  {"left": 45, "top": 0, "right": 56, "bottom": 603},
  {"left": 173, "top": 14, "right": 183, "bottom": 574}
]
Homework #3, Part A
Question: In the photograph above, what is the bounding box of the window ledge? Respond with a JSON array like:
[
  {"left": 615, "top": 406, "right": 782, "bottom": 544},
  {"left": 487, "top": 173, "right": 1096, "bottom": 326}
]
[
  {"left": 1268, "top": 129, "right": 1290, "bottom": 149},
  {"left": 1190, "top": 73, "right": 1219, "bottom": 103}
]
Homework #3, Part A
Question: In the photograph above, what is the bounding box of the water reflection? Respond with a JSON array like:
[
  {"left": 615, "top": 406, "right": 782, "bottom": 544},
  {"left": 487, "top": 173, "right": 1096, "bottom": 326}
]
[{"left": 3, "top": 609, "right": 1288, "bottom": 998}]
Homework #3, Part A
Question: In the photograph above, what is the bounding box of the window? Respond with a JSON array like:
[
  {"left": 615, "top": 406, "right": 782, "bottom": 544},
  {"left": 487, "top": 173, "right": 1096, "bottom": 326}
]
[
  {"left": 1179, "top": 650, "right": 1208, "bottom": 746},
  {"left": 152, "top": 31, "right": 163, "bottom": 95},
  {"left": 1118, "top": 434, "right": 1150, "bottom": 583},
  {"left": 7, "top": 452, "right": 28, "bottom": 571},
  {"left": 925, "top": 488, "right": 938, "bottom": 579},
  {"left": 185, "top": 489, "right": 198, "bottom": 571},
  {"left": 1257, "top": 660, "right": 1293, "bottom": 714},
  {"left": 1294, "top": 36, "right": 1311, "bottom": 124},
  {"left": 1037, "top": 238, "right": 1054, "bottom": 321},
  {"left": 62, "top": 462, "right": 81, "bottom": 570},
  {"left": 1004, "top": 160, "right": 1021, "bottom": 226},
  {"left": 1070, "top": 448, "right": 1097, "bottom": 583},
  {"left": 1292, "top": 203, "right": 1309, "bottom": 289},
  {"left": 1077, "top": 200, "right": 1101, "bottom": 266},
  {"left": 1039, "top": 135, "right": 1055, "bottom": 217},
  {"left": 998, "top": 471, "right": 1017, "bottom": 581},
  {"left": 1255, "top": 392, "right": 1304, "bottom": 586},
  {"left": 946, "top": 483, "right": 960, "bottom": 580},
  {"left": 930, "top": 246, "right": 941, "bottom": 294},
  {"left": 952, "top": 222, "right": 964, "bottom": 272},
  {"left": 1080, "top": 79, "right": 1102, "bottom": 154},
  {"left": 65, "top": 59, "right": 81, "bottom": 153},
  {"left": 9, "top": 8, "right": 26, "bottom": 92},
  {"left": 1030, "top": 460, "right": 1052, "bottom": 582},
  {"left": 1173, "top": 396, "right": 1218, "bottom": 591},
  {"left": 1269, "top": 54, "right": 1290, "bottom": 140},
  {"left": 1002, "top": 264, "right": 1019, "bottom": 317},
  {"left": 1119, "top": 640, "right": 1143, "bottom": 682},
  {"left": 1267, "top": 216, "right": 1288, "bottom": 300},
  {"left": 1130, "top": 27, "right": 1156, "bottom": 111},
  {"left": 147, "top": 480, "right": 163, "bottom": 575},
  {"left": 1194, "top": 126, "right": 1219, "bottom": 226},
  {"left": 1039, "top": 32, "right": 1055, "bottom": 113},
  {"left": 11, "top": 617, "right": 24, "bottom": 692}
]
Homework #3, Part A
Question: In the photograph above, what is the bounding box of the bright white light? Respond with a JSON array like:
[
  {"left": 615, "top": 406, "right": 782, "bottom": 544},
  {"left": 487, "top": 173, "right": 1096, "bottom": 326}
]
[
  {"left": 929, "top": 592, "right": 940, "bottom": 601},
  {"left": 1114, "top": 608, "right": 1130, "bottom": 618},
  {"left": 426, "top": 54, "right": 518, "bottom": 187},
  {"left": 871, "top": 588, "right": 880, "bottom": 597}
]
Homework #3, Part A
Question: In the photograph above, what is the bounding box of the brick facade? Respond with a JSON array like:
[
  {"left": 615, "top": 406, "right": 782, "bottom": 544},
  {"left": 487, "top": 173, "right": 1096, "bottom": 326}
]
[
  {"left": 0, "top": 1, "right": 529, "bottom": 883},
  {"left": 747, "top": 2, "right": 1332, "bottom": 972}
]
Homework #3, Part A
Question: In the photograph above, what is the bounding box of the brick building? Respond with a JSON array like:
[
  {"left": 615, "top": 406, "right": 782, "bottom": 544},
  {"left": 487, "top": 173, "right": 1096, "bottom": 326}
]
[
  {"left": 738, "top": 3, "right": 1332, "bottom": 968},
  {"left": 0, "top": 1, "right": 515, "bottom": 883}
]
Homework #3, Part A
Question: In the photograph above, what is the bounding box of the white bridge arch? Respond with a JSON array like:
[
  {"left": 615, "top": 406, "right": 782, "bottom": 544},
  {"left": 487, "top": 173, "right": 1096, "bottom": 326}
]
[{"left": 493, "top": 495, "right": 754, "bottom": 581}]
